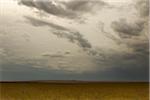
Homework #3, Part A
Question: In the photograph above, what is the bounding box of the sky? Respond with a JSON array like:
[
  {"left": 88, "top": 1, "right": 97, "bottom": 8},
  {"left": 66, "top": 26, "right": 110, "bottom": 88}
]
[{"left": 0, "top": 0, "right": 149, "bottom": 81}]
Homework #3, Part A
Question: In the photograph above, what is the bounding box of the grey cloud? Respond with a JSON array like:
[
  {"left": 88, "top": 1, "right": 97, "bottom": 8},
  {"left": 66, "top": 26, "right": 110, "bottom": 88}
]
[
  {"left": 111, "top": 18, "right": 144, "bottom": 38},
  {"left": 84, "top": 61, "right": 148, "bottom": 81},
  {"left": 135, "top": 0, "right": 149, "bottom": 17},
  {"left": 1, "top": 0, "right": 149, "bottom": 81},
  {"left": 129, "top": 40, "right": 149, "bottom": 58},
  {"left": 18, "top": 0, "right": 36, "bottom": 8},
  {"left": 104, "top": 65, "right": 149, "bottom": 81},
  {"left": 64, "top": 51, "right": 70, "bottom": 55},
  {"left": 92, "top": 30, "right": 149, "bottom": 80},
  {"left": 64, "top": 0, "right": 92, "bottom": 12},
  {"left": 19, "top": 0, "right": 108, "bottom": 19},
  {"left": 24, "top": 16, "right": 68, "bottom": 31},
  {"left": 63, "top": 0, "right": 107, "bottom": 12},
  {"left": 95, "top": 47, "right": 149, "bottom": 80},
  {"left": 42, "top": 51, "right": 71, "bottom": 58},
  {"left": 0, "top": 32, "right": 148, "bottom": 81},
  {"left": 1, "top": 62, "right": 148, "bottom": 81},
  {"left": 42, "top": 53, "right": 65, "bottom": 58},
  {"left": 1, "top": 63, "right": 75, "bottom": 81},
  {"left": 95, "top": 20, "right": 148, "bottom": 80},
  {"left": 25, "top": 16, "right": 92, "bottom": 50},
  {"left": 98, "top": 22, "right": 122, "bottom": 44},
  {"left": 53, "top": 31, "right": 92, "bottom": 50}
]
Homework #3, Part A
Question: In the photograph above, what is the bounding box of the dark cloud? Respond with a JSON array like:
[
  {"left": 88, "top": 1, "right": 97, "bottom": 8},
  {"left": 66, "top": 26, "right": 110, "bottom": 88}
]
[
  {"left": 42, "top": 51, "right": 71, "bottom": 58},
  {"left": 0, "top": 63, "right": 73, "bottom": 81},
  {"left": 111, "top": 18, "right": 145, "bottom": 38},
  {"left": 1, "top": 59, "right": 148, "bottom": 81},
  {"left": 64, "top": 51, "right": 70, "bottom": 55},
  {"left": 0, "top": 34, "right": 148, "bottom": 81},
  {"left": 63, "top": 0, "right": 107, "bottom": 12},
  {"left": 1, "top": 0, "right": 149, "bottom": 81},
  {"left": 18, "top": 0, "right": 36, "bottom": 8},
  {"left": 53, "top": 31, "right": 92, "bottom": 50},
  {"left": 18, "top": 0, "right": 108, "bottom": 19},
  {"left": 94, "top": 47, "right": 149, "bottom": 81},
  {"left": 135, "top": 0, "right": 149, "bottom": 17},
  {"left": 119, "top": 53, "right": 148, "bottom": 81},
  {"left": 92, "top": 28, "right": 149, "bottom": 81},
  {"left": 104, "top": 65, "right": 149, "bottom": 81},
  {"left": 109, "top": 0, "right": 149, "bottom": 72},
  {"left": 129, "top": 40, "right": 149, "bottom": 57},
  {"left": 24, "top": 16, "right": 68, "bottom": 31},
  {"left": 24, "top": 16, "right": 92, "bottom": 50}
]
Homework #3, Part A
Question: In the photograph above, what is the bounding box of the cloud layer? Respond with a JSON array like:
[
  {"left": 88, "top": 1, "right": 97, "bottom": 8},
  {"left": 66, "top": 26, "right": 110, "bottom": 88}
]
[
  {"left": 19, "top": 0, "right": 108, "bottom": 20},
  {"left": 24, "top": 16, "right": 92, "bottom": 50},
  {"left": 0, "top": 0, "right": 149, "bottom": 81}
]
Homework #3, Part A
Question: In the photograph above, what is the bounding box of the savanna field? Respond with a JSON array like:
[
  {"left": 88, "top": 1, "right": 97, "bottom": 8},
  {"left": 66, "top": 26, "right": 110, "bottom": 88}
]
[{"left": 0, "top": 82, "right": 149, "bottom": 100}]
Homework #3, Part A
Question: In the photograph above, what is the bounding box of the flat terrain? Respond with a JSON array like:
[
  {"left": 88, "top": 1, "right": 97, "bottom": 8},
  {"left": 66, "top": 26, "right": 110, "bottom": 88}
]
[{"left": 0, "top": 82, "right": 149, "bottom": 100}]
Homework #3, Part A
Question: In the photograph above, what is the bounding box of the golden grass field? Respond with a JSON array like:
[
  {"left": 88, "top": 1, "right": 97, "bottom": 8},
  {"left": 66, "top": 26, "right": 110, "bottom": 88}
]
[{"left": 0, "top": 82, "right": 149, "bottom": 100}]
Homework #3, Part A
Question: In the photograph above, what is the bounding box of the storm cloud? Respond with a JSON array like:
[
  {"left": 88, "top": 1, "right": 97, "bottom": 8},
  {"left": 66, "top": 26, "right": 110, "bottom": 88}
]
[
  {"left": 0, "top": 0, "right": 149, "bottom": 81},
  {"left": 18, "top": 0, "right": 108, "bottom": 19}
]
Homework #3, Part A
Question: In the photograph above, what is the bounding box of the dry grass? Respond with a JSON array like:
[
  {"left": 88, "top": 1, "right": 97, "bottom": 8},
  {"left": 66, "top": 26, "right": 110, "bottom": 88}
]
[{"left": 0, "top": 82, "right": 149, "bottom": 100}]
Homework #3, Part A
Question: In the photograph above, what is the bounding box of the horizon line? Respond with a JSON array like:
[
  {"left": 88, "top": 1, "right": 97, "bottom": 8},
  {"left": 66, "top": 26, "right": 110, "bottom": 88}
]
[{"left": 0, "top": 80, "right": 149, "bottom": 83}]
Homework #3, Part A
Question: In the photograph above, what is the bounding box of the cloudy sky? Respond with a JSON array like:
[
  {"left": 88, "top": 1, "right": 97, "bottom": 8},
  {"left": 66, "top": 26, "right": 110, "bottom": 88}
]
[{"left": 0, "top": 0, "right": 149, "bottom": 81}]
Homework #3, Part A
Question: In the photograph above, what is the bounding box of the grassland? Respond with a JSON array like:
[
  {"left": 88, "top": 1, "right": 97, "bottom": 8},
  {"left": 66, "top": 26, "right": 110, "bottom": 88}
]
[{"left": 0, "top": 82, "right": 149, "bottom": 100}]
